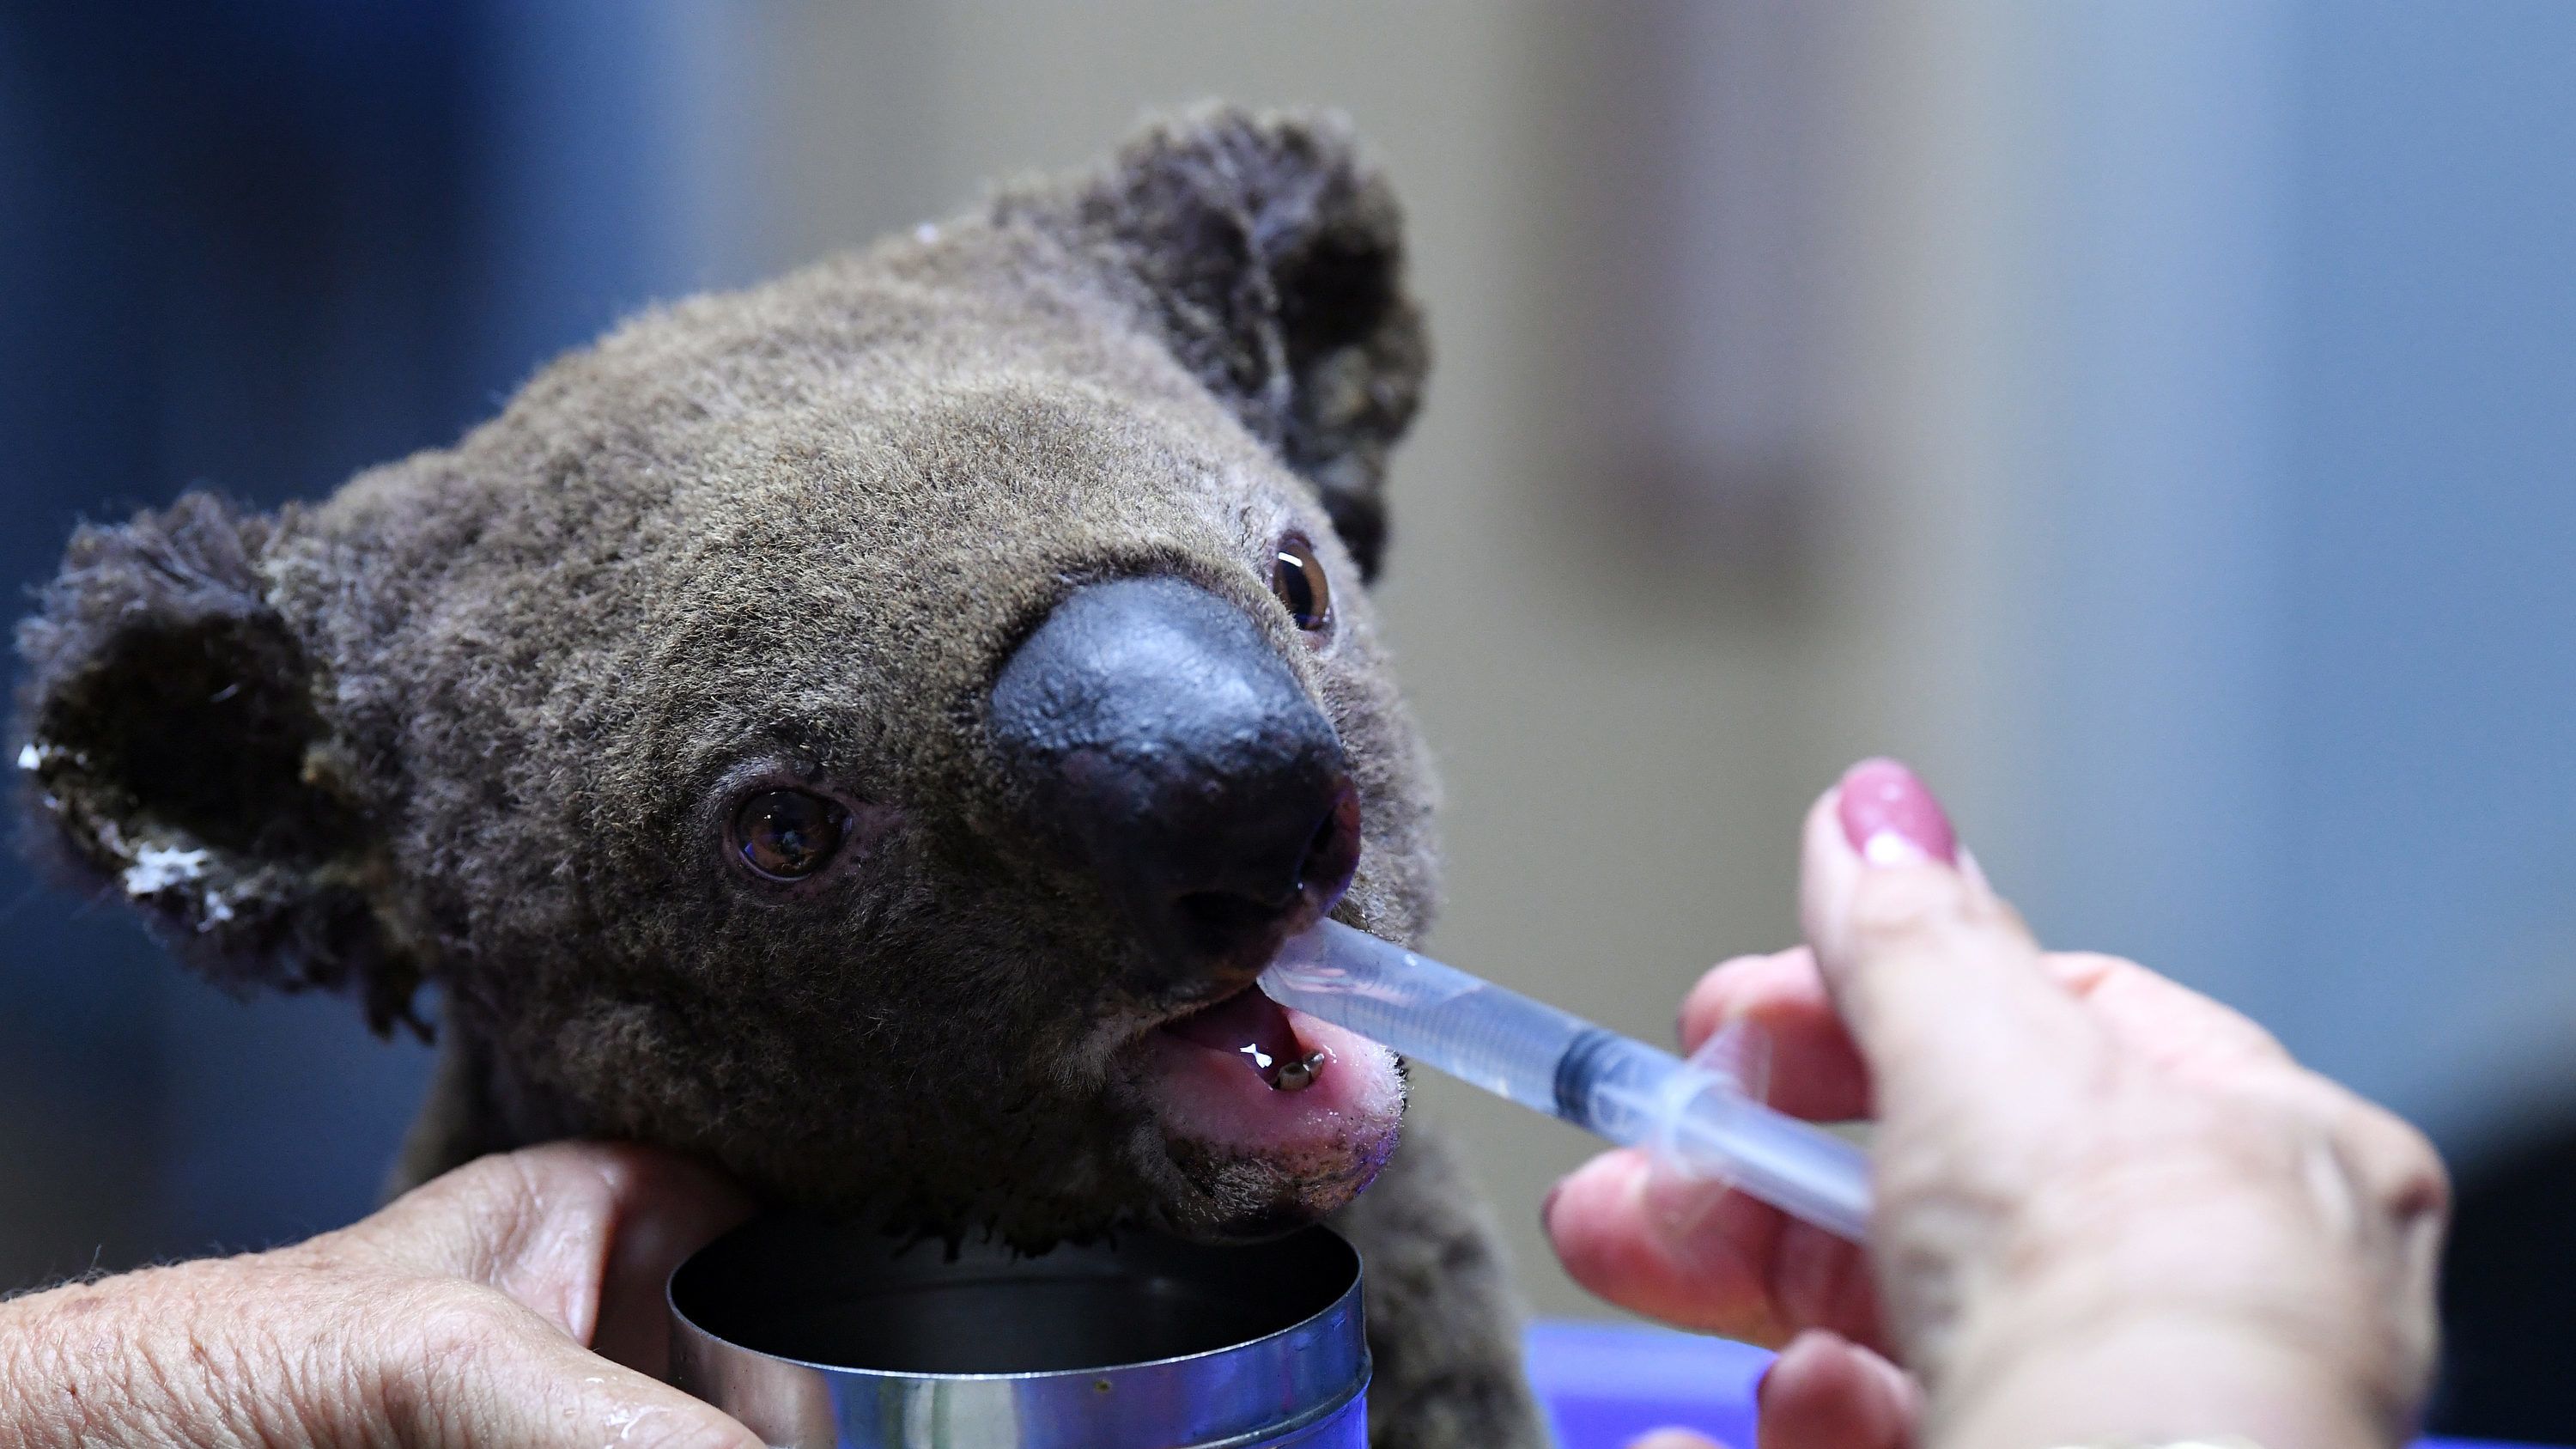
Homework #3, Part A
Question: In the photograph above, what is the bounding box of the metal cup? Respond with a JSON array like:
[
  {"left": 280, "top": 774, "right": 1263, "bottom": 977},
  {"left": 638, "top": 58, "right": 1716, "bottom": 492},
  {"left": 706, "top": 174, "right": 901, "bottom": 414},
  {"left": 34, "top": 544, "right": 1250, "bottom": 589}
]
[{"left": 667, "top": 1214, "right": 1369, "bottom": 1448}]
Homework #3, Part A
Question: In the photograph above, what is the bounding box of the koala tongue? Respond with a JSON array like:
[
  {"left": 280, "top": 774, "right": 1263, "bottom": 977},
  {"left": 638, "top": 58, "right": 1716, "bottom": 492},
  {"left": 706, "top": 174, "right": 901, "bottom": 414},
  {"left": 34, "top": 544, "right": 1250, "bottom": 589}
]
[{"left": 1163, "top": 988, "right": 1305, "bottom": 1081}]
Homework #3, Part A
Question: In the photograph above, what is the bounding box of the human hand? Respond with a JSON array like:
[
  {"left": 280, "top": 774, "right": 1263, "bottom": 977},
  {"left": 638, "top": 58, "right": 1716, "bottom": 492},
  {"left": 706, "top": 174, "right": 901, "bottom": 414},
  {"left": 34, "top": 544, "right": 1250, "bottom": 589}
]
[
  {"left": 0, "top": 1141, "right": 760, "bottom": 1448},
  {"left": 1546, "top": 759, "right": 2448, "bottom": 1449}
]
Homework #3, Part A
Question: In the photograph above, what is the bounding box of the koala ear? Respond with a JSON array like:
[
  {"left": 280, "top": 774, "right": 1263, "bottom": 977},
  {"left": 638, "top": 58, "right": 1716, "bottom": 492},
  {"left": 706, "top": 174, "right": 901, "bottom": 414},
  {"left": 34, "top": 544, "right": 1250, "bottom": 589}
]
[
  {"left": 1009, "top": 106, "right": 1428, "bottom": 580},
  {"left": 14, "top": 492, "right": 416, "bottom": 1032}
]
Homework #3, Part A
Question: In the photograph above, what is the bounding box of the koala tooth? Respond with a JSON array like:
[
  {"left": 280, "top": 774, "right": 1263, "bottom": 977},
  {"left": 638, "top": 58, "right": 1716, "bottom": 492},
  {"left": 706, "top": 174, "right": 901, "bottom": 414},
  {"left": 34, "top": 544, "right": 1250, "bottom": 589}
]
[{"left": 1273, "top": 1051, "right": 1327, "bottom": 1093}]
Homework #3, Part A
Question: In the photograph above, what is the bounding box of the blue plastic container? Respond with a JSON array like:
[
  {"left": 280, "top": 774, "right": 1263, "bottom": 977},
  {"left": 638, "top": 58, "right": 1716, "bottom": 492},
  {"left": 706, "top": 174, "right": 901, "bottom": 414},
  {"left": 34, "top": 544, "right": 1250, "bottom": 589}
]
[{"left": 1523, "top": 1321, "right": 2536, "bottom": 1449}]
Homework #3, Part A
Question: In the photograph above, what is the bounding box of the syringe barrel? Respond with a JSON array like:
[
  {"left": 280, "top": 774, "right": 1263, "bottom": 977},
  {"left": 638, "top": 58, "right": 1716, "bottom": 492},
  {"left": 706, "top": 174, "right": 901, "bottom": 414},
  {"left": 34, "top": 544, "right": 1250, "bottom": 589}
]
[
  {"left": 1568, "top": 1032, "right": 1873, "bottom": 1242},
  {"left": 1263, "top": 920, "right": 1874, "bottom": 1243}
]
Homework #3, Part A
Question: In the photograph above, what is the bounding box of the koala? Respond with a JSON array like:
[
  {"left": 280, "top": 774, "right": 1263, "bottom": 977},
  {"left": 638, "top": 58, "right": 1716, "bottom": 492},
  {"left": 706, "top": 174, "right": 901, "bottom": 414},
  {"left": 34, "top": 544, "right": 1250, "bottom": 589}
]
[{"left": 14, "top": 107, "right": 1547, "bottom": 1448}]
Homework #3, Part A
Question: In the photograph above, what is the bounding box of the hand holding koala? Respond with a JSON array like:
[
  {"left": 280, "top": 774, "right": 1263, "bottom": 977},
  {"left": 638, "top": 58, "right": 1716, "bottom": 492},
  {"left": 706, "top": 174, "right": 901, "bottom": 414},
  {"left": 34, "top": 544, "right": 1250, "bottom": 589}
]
[{"left": 0, "top": 1142, "right": 758, "bottom": 1449}]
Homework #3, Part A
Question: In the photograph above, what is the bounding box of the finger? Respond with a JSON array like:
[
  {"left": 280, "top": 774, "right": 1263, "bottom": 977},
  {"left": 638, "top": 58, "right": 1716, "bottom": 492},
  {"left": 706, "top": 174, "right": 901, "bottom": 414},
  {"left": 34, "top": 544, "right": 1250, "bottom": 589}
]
[
  {"left": 1679, "top": 948, "right": 1872, "bottom": 1121},
  {"left": 585, "top": 1148, "right": 759, "bottom": 1375},
  {"left": 1545, "top": 1148, "right": 1880, "bottom": 1347},
  {"left": 2043, "top": 951, "right": 2449, "bottom": 1257},
  {"left": 2322, "top": 1089, "right": 2450, "bottom": 1234},
  {"left": 1755, "top": 1330, "right": 1917, "bottom": 1449},
  {"left": 1798, "top": 760, "right": 2099, "bottom": 1112},
  {"left": 2041, "top": 952, "right": 2451, "bottom": 1236},
  {"left": 369, "top": 1285, "right": 759, "bottom": 1449},
  {"left": 2042, "top": 952, "right": 2293, "bottom": 1080},
  {"left": 331, "top": 1140, "right": 754, "bottom": 1368},
  {"left": 2234, "top": 1064, "right": 2453, "bottom": 1239}
]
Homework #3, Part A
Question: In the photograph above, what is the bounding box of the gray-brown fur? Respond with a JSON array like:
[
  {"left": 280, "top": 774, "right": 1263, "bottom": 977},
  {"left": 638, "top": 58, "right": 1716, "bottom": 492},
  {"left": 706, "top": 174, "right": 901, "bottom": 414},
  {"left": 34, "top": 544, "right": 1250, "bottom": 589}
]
[{"left": 13, "top": 107, "right": 1545, "bottom": 1448}]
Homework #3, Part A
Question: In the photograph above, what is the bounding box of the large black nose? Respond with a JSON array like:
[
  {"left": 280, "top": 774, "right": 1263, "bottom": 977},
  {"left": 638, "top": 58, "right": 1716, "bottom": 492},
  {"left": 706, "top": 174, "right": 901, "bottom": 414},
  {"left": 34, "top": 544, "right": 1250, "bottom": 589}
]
[{"left": 990, "top": 576, "right": 1361, "bottom": 978}]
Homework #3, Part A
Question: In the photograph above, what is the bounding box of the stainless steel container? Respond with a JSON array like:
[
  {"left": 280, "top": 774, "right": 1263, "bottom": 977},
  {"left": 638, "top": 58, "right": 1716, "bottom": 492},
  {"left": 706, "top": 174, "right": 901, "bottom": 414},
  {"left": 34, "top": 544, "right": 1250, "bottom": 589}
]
[{"left": 667, "top": 1215, "right": 1369, "bottom": 1448}]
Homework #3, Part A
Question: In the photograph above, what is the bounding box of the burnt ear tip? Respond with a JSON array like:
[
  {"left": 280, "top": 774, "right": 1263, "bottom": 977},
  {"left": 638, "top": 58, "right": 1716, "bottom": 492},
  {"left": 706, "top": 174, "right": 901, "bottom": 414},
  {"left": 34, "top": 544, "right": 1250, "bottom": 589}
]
[{"left": 13, "top": 497, "right": 413, "bottom": 1026}]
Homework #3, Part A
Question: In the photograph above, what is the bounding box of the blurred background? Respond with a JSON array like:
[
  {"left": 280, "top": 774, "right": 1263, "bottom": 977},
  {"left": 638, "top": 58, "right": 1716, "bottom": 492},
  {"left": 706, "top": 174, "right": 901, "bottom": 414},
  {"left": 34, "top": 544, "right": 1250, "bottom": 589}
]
[{"left": 4, "top": 1, "right": 2573, "bottom": 1438}]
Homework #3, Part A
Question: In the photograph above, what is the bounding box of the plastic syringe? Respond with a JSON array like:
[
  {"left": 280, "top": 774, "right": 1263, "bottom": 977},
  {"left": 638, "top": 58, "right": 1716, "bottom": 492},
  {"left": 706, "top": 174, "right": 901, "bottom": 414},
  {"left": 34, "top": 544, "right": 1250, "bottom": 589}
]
[{"left": 1261, "top": 918, "right": 1872, "bottom": 1242}]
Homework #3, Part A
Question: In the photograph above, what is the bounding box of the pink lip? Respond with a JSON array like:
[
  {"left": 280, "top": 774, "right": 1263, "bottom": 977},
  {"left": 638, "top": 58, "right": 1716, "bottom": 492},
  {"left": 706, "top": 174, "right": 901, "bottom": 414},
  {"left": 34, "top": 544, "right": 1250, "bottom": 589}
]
[{"left": 1144, "top": 1004, "right": 1402, "bottom": 1158}]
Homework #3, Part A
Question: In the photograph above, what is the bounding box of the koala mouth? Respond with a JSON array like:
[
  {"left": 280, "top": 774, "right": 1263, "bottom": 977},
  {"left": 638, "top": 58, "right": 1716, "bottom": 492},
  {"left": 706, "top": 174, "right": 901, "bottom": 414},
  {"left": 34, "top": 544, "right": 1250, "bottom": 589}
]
[{"left": 1137, "top": 980, "right": 1404, "bottom": 1202}]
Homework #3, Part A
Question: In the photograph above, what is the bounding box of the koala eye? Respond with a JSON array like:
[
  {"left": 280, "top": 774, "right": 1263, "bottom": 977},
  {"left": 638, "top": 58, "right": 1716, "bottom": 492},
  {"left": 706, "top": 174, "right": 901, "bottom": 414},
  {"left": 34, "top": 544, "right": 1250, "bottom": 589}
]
[
  {"left": 1270, "top": 533, "right": 1334, "bottom": 640},
  {"left": 732, "top": 788, "right": 849, "bottom": 881}
]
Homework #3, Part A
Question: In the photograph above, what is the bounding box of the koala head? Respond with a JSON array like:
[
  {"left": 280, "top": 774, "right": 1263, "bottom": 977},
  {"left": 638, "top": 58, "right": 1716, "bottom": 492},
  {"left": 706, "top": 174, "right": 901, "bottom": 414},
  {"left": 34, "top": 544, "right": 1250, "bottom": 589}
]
[{"left": 14, "top": 109, "right": 1440, "bottom": 1245}]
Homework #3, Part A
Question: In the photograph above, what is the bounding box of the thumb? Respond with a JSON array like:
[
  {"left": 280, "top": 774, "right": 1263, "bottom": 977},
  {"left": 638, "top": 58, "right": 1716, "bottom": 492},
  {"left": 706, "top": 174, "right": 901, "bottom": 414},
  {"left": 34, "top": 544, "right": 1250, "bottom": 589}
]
[
  {"left": 1797, "top": 759, "right": 2100, "bottom": 1115},
  {"left": 331, "top": 1140, "right": 755, "bottom": 1374}
]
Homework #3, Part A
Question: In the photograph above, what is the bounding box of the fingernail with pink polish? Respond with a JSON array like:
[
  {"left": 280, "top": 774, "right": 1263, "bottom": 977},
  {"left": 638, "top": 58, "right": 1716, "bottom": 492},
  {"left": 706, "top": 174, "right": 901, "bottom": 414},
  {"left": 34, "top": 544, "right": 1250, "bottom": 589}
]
[{"left": 1837, "top": 758, "right": 1958, "bottom": 867}]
